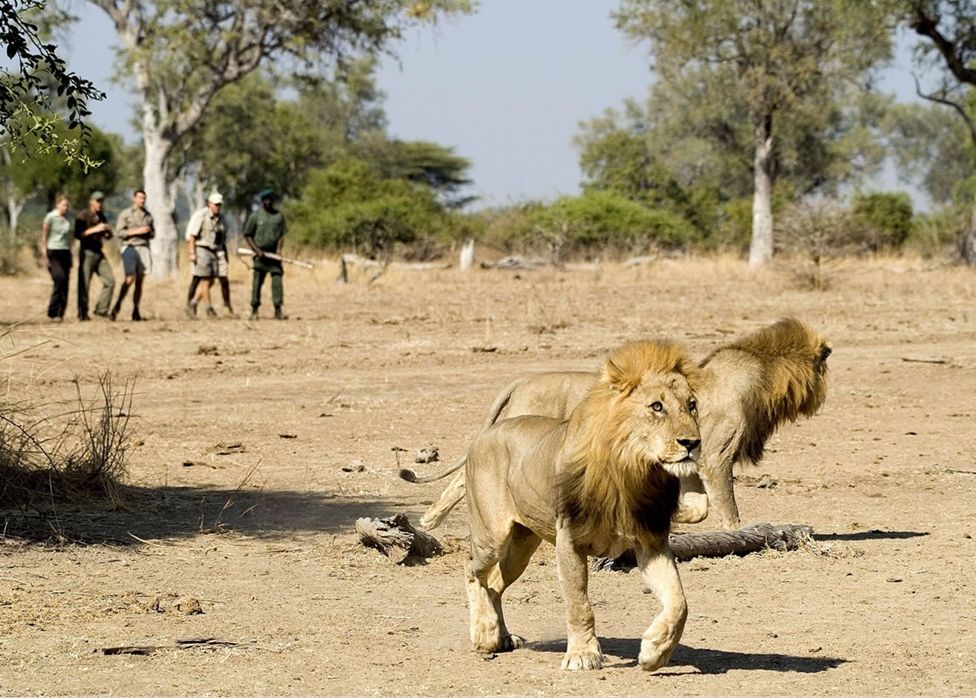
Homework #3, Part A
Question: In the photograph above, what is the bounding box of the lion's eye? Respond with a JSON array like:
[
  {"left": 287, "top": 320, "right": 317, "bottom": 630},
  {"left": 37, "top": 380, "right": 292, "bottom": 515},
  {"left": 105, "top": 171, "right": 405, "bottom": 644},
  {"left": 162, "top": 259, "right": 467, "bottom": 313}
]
[
  {"left": 649, "top": 401, "right": 664, "bottom": 413},
  {"left": 688, "top": 399, "right": 697, "bottom": 412}
]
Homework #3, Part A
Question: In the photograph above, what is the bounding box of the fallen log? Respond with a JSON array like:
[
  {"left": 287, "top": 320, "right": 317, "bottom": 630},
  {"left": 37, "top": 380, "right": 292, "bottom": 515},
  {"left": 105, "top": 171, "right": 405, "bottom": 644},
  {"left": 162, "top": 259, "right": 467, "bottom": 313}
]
[
  {"left": 593, "top": 523, "right": 814, "bottom": 571},
  {"left": 480, "top": 255, "right": 549, "bottom": 270},
  {"left": 355, "top": 513, "right": 444, "bottom": 564}
]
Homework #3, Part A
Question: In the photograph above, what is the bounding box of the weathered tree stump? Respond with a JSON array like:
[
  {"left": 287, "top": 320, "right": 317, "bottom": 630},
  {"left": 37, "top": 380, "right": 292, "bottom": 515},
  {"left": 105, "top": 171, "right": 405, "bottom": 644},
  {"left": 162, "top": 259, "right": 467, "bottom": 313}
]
[
  {"left": 355, "top": 513, "right": 444, "bottom": 564},
  {"left": 593, "top": 523, "right": 814, "bottom": 571}
]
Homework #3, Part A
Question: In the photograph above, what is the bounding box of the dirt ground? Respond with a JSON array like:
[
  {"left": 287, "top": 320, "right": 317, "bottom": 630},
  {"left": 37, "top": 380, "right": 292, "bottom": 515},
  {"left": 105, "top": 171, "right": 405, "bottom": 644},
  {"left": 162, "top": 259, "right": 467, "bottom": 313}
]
[{"left": 0, "top": 254, "right": 974, "bottom": 696}]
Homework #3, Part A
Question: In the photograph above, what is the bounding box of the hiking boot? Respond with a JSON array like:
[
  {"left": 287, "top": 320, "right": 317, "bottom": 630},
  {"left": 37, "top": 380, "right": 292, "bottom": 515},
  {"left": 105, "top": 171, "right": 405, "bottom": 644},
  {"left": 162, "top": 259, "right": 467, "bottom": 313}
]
[
  {"left": 248, "top": 307, "right": 259, "bottom": 320},
  {"left": 93, "top": 309, "right": 110, "bottom": 319},
  {"left": 185, "top": 303, "right": 197, "bottom": 318},
  {"left": 132, "top": 310, "right": 144, "bottom": 322},
  {"left": 205, "top": 305, "right": 218, "bottom": 317},
  {"left": 109, "top": 307, "right": 119, "bottom": 322},
  {"left": 78, "top": 314, "right": 90, "bottom": 322},
  {"left": 224, "top": 305, "right": 237, "bottom": 317},
  {"left": 274, "top": 306, "right": 287, "bottom": 320}
]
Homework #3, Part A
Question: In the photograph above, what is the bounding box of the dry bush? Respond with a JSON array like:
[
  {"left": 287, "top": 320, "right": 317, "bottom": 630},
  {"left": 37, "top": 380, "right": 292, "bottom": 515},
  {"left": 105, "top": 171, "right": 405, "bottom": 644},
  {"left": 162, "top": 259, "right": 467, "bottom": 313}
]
[
  {"left": 777, "top": 200, "right": 863, "bottom": 290},
  {"left": 0, "top": 373, "right": 133, "bottom": 511}
]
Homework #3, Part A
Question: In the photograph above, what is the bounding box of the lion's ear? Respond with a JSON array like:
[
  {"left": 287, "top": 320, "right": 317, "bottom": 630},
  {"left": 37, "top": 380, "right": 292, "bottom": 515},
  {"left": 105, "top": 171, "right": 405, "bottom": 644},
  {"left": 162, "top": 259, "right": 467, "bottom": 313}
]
[{"left": 602, "top": 356, "right": 639, "bottom": 394}]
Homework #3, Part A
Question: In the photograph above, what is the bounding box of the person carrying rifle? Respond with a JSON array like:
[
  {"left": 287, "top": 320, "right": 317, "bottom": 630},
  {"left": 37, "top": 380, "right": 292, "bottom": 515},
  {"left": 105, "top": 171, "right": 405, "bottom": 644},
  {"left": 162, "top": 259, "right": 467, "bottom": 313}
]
[{"left": 243, "top": 188, "right": 287, "bottom": 320}]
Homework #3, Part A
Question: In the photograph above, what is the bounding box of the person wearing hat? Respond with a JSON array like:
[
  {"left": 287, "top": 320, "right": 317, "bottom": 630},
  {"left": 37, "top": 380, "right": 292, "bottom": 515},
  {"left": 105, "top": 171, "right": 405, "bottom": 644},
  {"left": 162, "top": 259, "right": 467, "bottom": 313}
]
[
  {"left": 74, "top": 190, "right": 115, "bottom": 321},
  {"left": 242, "top": 188, "right": 287, "bottom": 320},
  {"left": 184, "top": 192, "right": 228, "bottom": 318},
  {"left": 110, "top": 188, "right": 154, "bottom": 321}
]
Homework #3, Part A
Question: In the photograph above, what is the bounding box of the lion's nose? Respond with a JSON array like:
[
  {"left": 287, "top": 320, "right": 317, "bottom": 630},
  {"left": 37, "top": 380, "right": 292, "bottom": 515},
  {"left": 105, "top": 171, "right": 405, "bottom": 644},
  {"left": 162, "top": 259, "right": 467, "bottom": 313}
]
[{"left": 678, "top": 438, "right": 700, "bottom": 452}]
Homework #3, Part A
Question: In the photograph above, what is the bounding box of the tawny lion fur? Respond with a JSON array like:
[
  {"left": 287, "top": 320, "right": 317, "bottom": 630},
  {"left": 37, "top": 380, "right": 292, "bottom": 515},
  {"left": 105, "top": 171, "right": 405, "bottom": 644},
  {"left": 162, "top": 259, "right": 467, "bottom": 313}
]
[
  {"left": 405, "top": 317, "right": 830, "bottom": 530},
  {"left": 464, "top": 340, "right": 701, "bottom": 671}
]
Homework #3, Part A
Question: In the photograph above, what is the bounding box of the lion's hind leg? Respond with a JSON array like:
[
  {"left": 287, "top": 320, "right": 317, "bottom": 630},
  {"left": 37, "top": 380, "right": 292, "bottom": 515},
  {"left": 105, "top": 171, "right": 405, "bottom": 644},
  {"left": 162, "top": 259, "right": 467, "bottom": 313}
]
[
  {"left": 467, "top": 525, "right": 526, "bottom": 654},
  {"left": 485, "top": 524, "right": 542, "bottom": 650}
]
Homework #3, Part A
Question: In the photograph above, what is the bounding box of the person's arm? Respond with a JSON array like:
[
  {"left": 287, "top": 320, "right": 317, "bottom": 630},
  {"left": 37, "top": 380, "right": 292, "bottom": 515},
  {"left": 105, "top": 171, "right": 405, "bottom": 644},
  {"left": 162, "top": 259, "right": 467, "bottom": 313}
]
[
  {"left": 242, "top": 214, "right": 262, "bottom": 256},
  {"left": 117, "top": 210, "right": 132, "bottom": 240},
  {"left": 185, "top": 210, "right": 202, "bottom": 263},
  {"left": 79, "top": 217, "right": 109, "bottom": 238},
  {"left": 276, "top": 215, "right": 285, "bottom": 256},
  {"left": 40, "top": 218, "right": 51, "bottom": 269},
  {"left": 143, "top": 212, "right": 155, "bottom": 239}
]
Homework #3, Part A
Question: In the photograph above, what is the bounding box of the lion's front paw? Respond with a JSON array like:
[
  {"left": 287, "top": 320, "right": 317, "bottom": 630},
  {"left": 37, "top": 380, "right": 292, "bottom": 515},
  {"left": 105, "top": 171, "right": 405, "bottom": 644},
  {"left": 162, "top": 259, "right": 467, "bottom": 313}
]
[
  {"left": 638, "top": 638, "right": 676, "bottom": 672},
  {"left": 500, "top": 633, "right": 525, "bottom": 651},
  {"left": 561, "top": 639, "right": 604, "bottom": 671}
]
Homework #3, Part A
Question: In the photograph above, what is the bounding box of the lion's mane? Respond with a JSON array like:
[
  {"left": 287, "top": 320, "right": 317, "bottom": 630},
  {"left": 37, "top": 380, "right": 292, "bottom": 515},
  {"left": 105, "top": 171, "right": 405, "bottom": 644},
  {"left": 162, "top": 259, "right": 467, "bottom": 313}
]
[
  {"left": 701, "top": 317, "right": 830, "bottom": 466},
  {"left": 558, "top": 341, "right": 701, "bottom": 545}
]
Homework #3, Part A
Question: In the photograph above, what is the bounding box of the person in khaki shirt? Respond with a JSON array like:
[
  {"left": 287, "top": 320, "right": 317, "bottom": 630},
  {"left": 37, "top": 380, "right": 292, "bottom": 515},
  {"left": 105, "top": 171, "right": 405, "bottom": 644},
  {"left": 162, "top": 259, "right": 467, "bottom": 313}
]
[
  {"left": 185, "top": 191, "right": 227, "bottom": 318},
  {"left": 110, "top": 189, "right": 154, "bottom": 321}
]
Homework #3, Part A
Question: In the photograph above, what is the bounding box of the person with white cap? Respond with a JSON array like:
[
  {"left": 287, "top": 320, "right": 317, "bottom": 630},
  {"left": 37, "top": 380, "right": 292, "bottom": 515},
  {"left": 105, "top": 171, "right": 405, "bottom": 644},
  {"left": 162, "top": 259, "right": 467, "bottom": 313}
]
[{"left": 184, "top": 191, "right": 227, "bottom": 318}]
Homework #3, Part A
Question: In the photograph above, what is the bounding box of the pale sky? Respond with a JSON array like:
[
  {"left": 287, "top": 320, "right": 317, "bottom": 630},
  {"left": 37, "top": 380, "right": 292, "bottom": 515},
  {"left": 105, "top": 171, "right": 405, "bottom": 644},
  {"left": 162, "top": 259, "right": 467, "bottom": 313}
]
[{"left": 66, "top": 1, "right": 925, "bottom": 208}]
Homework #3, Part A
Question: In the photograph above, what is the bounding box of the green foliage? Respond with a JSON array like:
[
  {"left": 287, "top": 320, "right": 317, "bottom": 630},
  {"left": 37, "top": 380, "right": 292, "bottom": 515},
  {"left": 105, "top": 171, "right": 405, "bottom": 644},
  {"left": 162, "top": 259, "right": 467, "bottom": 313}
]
[
  {"left": 850, "top": 192, "right": 915, "bottom": 250},
  {"left": 286, "top": 159, "right": 452, "bottom": 255},
  {"left": 1, "top": 0, "right": 104, "bottom": 164},
  {"left": 371, "top": 140, "right": 473, "bottom": 208},
  {"left": 611, "top": 0, "right": 894, "bottom": 262},
  {"left": 176, "top": 73, "right": 325, "bottom": 212},
  {"left": 3, "top": 125, "right": 119, "bottom": 209},
  {"left": 474, "top": 191, "right": 699, "bottom": 257}
]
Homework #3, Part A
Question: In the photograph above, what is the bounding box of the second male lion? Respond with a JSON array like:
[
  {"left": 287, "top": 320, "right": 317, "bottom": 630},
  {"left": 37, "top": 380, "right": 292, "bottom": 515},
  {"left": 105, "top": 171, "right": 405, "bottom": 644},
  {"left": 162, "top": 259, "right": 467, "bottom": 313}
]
[
  {"left": 465, "top": 340, "right": 701, "bottom": 671},
  {"left": 405, "top": 318, "right": 830, "bottom": 529}
]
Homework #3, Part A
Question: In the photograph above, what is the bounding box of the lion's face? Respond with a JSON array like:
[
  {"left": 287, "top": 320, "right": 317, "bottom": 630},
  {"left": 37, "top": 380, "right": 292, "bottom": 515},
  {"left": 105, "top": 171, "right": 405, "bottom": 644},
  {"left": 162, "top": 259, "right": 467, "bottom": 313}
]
[{"left": 614, "top": 372, "right": 701, "bottom": 477}]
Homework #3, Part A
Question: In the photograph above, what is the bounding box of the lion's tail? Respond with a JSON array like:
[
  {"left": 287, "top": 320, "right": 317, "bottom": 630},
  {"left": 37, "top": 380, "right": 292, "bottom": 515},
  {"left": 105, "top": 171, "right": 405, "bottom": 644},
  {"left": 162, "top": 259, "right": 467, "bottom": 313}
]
[
  {"left": 398, "top": 458, "right": 465, "bottom": 484},
  {"left": 419, "top": 469, "right": 467, "bottom": 530},
  {"left": 399, "top": 377, "right": 518, "bottom": 485}
]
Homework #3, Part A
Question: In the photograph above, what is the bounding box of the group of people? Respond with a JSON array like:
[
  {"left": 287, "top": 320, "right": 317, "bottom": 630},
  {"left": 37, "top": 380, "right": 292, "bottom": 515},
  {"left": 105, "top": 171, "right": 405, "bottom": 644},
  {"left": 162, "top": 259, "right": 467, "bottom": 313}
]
[{"left": 39, "top": 188, "right": 289, "bottom": 322}]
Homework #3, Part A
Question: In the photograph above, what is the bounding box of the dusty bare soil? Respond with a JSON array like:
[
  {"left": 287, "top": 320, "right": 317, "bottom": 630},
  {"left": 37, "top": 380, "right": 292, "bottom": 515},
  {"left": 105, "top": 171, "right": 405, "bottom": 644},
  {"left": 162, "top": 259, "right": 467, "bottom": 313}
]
[{"left": 1, "top": 255, "right": 974, "bottom": 696}]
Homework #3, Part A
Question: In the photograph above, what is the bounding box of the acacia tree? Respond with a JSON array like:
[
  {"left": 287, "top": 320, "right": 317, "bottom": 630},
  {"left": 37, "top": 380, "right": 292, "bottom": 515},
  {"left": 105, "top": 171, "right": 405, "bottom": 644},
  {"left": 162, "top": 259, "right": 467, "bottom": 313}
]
[
  {"left": 904, "top": 0, "right": 976, "bottom": 262},
  {"left": 87, "top": 0, "right": 471, "bottom": 275},
  {"left": 614, "top": 0, "right": 893, "bottom": 268}
]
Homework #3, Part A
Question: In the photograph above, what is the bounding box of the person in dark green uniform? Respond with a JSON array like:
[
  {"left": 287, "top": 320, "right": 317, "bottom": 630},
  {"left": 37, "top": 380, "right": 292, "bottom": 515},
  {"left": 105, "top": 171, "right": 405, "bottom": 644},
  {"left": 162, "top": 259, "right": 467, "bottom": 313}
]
[{"left": 243, "top": 188, "right": 287, "bottom": 320}]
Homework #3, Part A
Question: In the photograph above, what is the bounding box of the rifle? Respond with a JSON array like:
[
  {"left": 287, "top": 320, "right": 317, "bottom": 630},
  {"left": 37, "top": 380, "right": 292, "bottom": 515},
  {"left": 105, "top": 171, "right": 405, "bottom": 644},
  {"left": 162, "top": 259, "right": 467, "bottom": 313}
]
[{"left": 236, "top": 247, "right": 314, "bottom": 269}]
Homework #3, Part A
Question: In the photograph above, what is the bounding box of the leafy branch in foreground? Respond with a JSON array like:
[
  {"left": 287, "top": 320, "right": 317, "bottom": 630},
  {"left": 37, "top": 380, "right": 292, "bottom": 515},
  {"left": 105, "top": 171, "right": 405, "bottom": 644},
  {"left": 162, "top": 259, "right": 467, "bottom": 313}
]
[{"left": 1, "top": 0, "right": 105, "bottom": 166}]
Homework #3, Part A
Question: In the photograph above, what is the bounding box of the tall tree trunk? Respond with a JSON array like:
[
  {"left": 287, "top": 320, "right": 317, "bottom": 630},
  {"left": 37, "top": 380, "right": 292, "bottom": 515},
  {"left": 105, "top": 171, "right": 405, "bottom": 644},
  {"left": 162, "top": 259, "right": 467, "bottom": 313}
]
[
  {"left": 143, "top": 128, "right": 180, "bottom": 277},
  {"left": 6, "top": 195, "right": 25, "bottom": 244},
  {"left": 749, "top": 116, "right": 775, "bottom": 269}
]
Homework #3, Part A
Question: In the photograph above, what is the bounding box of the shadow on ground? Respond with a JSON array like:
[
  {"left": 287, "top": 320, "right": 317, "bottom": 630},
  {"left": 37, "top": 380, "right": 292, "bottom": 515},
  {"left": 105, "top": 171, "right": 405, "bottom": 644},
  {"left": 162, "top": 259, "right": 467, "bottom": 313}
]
[
  {"left": 528, "top": 638, "right": 846, "bottom": 674},
  {"left": 0, "top": 484, "right": 406, "bottom": 545}
]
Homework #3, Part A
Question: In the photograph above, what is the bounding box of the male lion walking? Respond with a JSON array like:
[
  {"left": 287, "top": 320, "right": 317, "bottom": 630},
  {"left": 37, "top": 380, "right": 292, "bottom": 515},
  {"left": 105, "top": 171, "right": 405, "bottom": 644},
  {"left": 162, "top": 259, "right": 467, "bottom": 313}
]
[{"left": 464, "top": 340, "right": 702, "bottom": 671}]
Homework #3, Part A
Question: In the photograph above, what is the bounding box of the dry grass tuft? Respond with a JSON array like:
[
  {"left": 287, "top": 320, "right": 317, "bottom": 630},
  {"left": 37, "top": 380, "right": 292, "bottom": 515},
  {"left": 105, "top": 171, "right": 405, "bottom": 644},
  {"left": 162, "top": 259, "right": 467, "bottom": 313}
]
[{"left": 0, "top": 372, "right": 133, "bottom": 511}]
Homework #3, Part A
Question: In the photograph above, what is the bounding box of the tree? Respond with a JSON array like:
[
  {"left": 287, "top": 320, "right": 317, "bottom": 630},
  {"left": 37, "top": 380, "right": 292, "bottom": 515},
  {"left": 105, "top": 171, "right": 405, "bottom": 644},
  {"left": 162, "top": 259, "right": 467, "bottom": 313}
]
[
  {"left": 904, "top": 0, "right": 976, "bottom": 262},
  {"left": 287, "top": 159, "right": 452, "bottom": 255},
  {"left": 576, "top": 76, "right": 890, "bottom": 248},
  {"left": 87, "top": 0, "right": 473, "bottom": 275},
  {"left": 614, "top": 0, "right": 893, "bottom": 267},
  {"left": 1, "top": 125, "right": 119, "bottom": 239},
  {"left": 372, "top": 140, "right": 473, "bottom": 208},
  {"left": 172, "top": 73, "right": 325, "bottom": 218},
  {"left": 1, "top": 0, "right": 104, "bottom": 163}
]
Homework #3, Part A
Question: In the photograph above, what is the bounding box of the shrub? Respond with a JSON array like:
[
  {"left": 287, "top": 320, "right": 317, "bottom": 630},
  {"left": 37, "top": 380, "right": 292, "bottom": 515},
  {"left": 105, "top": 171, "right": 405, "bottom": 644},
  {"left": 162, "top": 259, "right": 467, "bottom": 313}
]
[
  {"left": 473, "top": 191, "right": 698, "bottom": 258},
  {"left": 849, "top": 192, "right": 915, "bottom": 251},
  {"left": 286, "top": 159, "right": 454, "bottom": 256}
]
